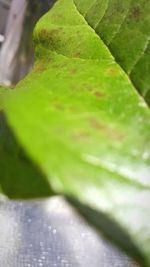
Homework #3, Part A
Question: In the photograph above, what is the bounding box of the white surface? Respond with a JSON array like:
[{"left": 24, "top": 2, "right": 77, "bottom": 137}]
[{"left": 0, "top": 197, "right": 140, "bottom": 267}]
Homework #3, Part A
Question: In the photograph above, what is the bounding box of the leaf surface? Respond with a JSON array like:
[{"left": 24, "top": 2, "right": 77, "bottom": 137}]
[
  {"left": 0, "top": 0, "right": 150, "bottom": 265},
  {"left": 74, "top": 0, "right": 150, "bottom": 103},
  {"left": 0, "top": 87, "right": 6, "bottom": 109}
]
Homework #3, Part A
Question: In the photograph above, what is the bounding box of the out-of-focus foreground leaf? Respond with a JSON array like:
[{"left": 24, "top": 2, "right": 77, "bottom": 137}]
[
  {"left": 0, "top": 0, "right": 150, "bottom": 265},
  {"left": 74, "top": 0, "right": 150, "bottom": 104}
]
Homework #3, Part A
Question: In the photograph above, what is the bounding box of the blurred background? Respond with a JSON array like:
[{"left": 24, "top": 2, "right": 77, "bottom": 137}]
[
  {"left": 0, "top": 0, "right": 57, "bottom": 86},
  {"left": 0, "top": 196, "right": 140, "bottom": 267}
]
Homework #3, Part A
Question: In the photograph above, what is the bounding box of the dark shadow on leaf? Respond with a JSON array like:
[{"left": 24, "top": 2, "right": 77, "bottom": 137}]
[
  {"left": 0, "top": 113, "right": 53, "bottom": 199},
  {"left": 66, "top": 196, "right": 147, "bottom": 267}
]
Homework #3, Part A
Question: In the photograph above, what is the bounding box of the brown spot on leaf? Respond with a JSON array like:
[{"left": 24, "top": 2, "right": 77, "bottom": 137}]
[
  {"left": 89, "top": 118, "right": 124, "bottom": 141},
  {"left": 94, "top": 91, "right": 105, "bottom": 98},
  {"left": 52, "top": 62, "right": 68, "bottom": 69},
  {"left": 72, "top": 132, "right": 89, "bottom": 141},
  {"left": 35, "top": 60, "right": 49, "bottom": 72},
  {"left": 37, "top": 28, "right": 61, "bottom": 50},
  {"left": 69, "top": 68, "right": 78, "bottom": 74},
  {"left": 130, "top": 6, "right": 141, "bottom": 22},
  {"left": 89, "top": 118, "right": 104, "bottom": 130},
  {"left": 55, "top": 103, "right": 64, "bottom": 111},
  {"left": 106, "top": 67, "right": 118, "bottom": 76},
  {"left": 73, "top": 51, "right": 81, "bottom": 58}
]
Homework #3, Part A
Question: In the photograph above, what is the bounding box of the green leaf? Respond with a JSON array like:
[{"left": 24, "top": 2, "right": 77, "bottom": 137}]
[
  {"left": 74, "top": 0, "right": 150, "bottom": 103},
  {"left": 0, "top": 87, "right": 7, "bottom": 109},
  {"left": 0, "top": 87, "right": 53, "bottom": 198},
  {"left": 0, "top": 0, "right": 150, "bottom": 265}
]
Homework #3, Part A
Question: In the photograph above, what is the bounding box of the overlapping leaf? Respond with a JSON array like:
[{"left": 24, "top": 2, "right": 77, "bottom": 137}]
[
  {"left": 74, "top": 0, "right": 150, "bottom": 103},
  {"left": 0, "top": 0, "right": 150, "bottom": 265}
]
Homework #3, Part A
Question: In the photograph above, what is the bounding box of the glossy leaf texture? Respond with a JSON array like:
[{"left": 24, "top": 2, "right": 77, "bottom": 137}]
[
  {"left": 74, "top": 0, "right": 150, "bottom": 104},
  {"left": 0, "top": 0, "right": 150, "bottom": 265}
]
